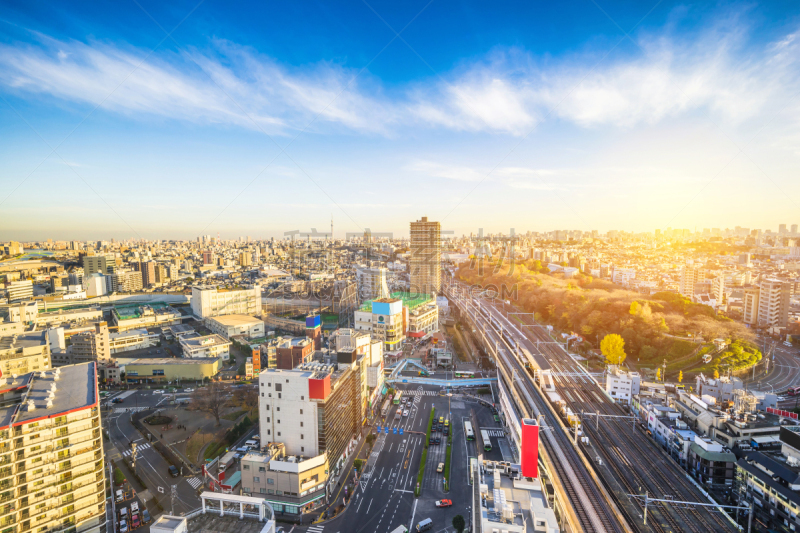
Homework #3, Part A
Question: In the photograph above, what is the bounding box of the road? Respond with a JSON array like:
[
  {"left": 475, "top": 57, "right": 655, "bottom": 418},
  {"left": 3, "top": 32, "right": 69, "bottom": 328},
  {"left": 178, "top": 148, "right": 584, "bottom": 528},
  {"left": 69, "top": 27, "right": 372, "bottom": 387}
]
[
  {"left": 307, "top": 384, "right": 504, "bottom": 533},
  {"left": 103, "top": 389, "right": 203, "bottom": 527},
  {"left": 742, "top": 337, "right": 800, "bottom": 394}
]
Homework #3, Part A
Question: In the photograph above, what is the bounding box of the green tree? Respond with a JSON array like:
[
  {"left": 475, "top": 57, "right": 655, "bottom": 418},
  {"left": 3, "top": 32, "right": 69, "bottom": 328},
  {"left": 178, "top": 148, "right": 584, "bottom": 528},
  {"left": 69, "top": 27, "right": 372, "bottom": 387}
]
[
  {"left": 452, "top": 515, "right": 466, "bottom": 533},
  {"left": 600, "top": 334, "right": 626, "bottom": 366}
]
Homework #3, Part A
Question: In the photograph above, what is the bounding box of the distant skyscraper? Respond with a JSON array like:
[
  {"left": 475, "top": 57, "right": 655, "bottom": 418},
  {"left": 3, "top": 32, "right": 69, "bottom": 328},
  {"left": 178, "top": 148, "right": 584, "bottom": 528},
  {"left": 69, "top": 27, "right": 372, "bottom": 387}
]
[
  {"left": 779, "top": 224, "right": 787, "bottom": 234},
  {"left": 679, "top": 264, "right": 704, "bottom": 297},
  {"left": 410, "top": 216, "right": 441, "bottom": 296},
  {"left": 792, "top": 224, "right": 798, "bottom": 235},
  {"left": 202, "top": 251, "right": 214, "bottom": 265},
  {"left": 82, "top": 255, "right": 107, "bottom": 276}
]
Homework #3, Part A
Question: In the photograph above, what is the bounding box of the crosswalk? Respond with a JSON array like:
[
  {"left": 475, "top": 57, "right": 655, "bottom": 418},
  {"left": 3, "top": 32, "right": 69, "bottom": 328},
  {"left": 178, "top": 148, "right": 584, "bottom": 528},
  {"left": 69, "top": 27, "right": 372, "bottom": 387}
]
[
  {"left": 307, "top": 525, "right": 325, "bottom": 533},
  {"left": 113, "top": 407, "right": 149, "bottom": 414},
  {"left": 187, "top": 477, "right": 203, "bottom": 489},
  {"left": 122, "top": 443, "right": 151, "bottom": 456},
  {"left": 403, "top": 390, "right": 439, "bottom": 396},
  {"left": 483, "top": 429, "right": 505, "bottom": 437}
]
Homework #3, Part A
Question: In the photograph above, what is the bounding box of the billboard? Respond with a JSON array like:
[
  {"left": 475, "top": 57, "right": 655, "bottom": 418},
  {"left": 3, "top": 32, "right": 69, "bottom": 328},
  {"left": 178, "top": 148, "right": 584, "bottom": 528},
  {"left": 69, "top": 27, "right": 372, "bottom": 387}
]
[
  {"left": 306, "top": 315, "right": 321, "bottom": 328},
  {"left": 521, "top": 418, "right": 539, "bottom": 478}
]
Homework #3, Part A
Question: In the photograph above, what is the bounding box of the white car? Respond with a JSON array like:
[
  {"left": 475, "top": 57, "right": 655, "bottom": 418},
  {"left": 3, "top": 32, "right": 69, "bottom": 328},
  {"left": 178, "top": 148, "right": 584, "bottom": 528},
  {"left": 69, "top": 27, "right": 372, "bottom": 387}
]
[
  {"left": 119, "top": 521, "right": 128, "bottom": 533},
  {"left": 403, "top": 410, "right": 409, "bottom": 417},
  {"left": 184, "top": 388, "right": 195, "bottom": 393},
  {"left": 130, "top": 501, "right": 139, "bottom": 513},
  {"left": 153, "top": 390, "right": 164, "bottom": 394}
]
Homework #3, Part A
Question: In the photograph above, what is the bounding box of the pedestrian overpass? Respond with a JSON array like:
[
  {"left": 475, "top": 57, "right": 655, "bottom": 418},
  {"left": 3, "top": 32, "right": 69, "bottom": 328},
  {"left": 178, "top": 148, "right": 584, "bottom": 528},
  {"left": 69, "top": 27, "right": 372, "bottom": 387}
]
[{"left": 386, "top": 376, "right": 497, "bottom": 387}]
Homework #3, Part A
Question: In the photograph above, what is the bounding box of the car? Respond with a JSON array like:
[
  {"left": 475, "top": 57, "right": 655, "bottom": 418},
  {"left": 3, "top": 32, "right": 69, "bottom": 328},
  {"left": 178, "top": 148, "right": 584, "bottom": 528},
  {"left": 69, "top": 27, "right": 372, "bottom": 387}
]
[
  {"left": 153, "top": 390, "right": 163, "bottom": 394},
  {"left": 444, "top": 419, "right": 449, "bottom": 427},
  {"left": 436, "top": 462, "right": 444, "bottom": 473},
  {"left": 130, "top": 501, "right": 139, "bottom": 513},
  {"left": 141, "top": 510, "right": 151, "bottom": 524},
  {"left": 118, "top": 508, "right": 128, "bottom": 521},
  {"left": 403, "top": 410, "right": 409, "bottom": 417},
  {"left": 112, "top": 398, "right": 124, "bottom": 403},
  {"left": 439, "top": 416, "right": 444, "bottom": 424},
  {"left": 443, "top": 427, "right": 449, "bottom": 436},
  {"left": 184, "top": 388, "right": 195, "bottom": 393},
  {"left": 119, "top": 520, "right": 128, "bottom": 533},
  {"left": 168, "top": 465, "right": 179, "bottom": 477},
  {"left": 435, "top": 499, "right": 453, "bottom": 508},
  {"left": 115, "top": 490, "right": 124, "bottom": 503},
  {"left": 494, "top": 415, "right": 500, "bottom": 422},
  {"left": 131, "top": 514, "right": 140, "bottom": 529}
]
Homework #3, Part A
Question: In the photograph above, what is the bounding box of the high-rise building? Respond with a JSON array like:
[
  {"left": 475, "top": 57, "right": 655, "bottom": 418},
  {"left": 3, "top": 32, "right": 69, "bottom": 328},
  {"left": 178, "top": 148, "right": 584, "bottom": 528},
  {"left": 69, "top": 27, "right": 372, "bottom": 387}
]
[
  {"left": 710, "top": 275, "right": 725, "bottom": 304},
  {"left": 792, "top": 224, "right": 798, "bottom": 235},
  {"left": 190, "top": 285, "right": 261, "bottom": 318},
  {"left": 106, "top": 270, "right": 143, "bottom": 293},
  {"left": 82, "top": 255, "right": 107, "bottom": 276},
  {"left": 739, "top": 253, "right": 751, "bottom": 266},
  {"left": 743, "top": 286, "right": 759, "bottom": 325},
  {"left": 134, "top": 261, "right": 157, "bottom": 288},
  {"left": 679, "top": 264, "right": 705, "bottom": 297},
  {"left": 202, "top": 251, "right": 214, "bottom": 265},
  {"left": 410, "top": 216, "right": 441, "bottom": 296},
  {"left": 0, "top": 363, "right": 107, "bottom": 533},
  {"left": 756, "top": 278, "right": 791, "bottom": 328},
  {"left": 0, "top": 327, "right": 51, "bottom": 375},
  {"left": 239, "top": 251, "right": 252, "bottom": 267},
  {"left": 779, "top": 224, "right": 788, "bottom": 234}
]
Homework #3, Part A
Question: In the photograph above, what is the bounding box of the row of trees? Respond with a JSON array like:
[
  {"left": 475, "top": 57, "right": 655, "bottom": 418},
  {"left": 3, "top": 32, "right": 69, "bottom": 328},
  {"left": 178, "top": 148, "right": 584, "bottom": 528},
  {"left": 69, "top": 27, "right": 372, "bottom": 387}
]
[{"left": 189, "top": 381, "right": 258, "bottom": 426}]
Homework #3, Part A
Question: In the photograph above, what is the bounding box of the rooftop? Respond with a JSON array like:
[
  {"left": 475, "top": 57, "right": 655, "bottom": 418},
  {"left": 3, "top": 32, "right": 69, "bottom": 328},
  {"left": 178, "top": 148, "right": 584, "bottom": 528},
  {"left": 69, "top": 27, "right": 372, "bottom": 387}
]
[
  {"left": 1, "top": 362, "right": 97, "bottom": 429},
  {"left": 207, "top": 314, "right": 262, "bottom": 326},
  {"left": 126, "top": 357, "right": 220, "bottom": 365}
]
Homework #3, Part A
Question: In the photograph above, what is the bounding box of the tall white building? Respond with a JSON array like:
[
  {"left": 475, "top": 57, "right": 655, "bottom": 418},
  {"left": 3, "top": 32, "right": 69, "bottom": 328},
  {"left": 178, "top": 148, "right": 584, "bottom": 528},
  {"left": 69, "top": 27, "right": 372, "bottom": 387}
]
[
  {"left": 190, "top": 285, "right": 261, "bottom": 318},
  {"left": 756, "top": 278, "right": 791, "bottom": 329},
  {"left": 679, "top": 264, "right": 705, "bottom": 297}
]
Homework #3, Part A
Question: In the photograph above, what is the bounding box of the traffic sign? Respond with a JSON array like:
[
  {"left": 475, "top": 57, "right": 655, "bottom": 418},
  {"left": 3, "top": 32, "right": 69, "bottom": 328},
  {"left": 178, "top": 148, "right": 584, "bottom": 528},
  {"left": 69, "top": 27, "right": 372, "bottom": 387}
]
[
  {"left": 399, "top": 428, "right": 404, "bottom": 435},
  {"left": 393, "top": 427, "right": 397, "bottom": 434}
]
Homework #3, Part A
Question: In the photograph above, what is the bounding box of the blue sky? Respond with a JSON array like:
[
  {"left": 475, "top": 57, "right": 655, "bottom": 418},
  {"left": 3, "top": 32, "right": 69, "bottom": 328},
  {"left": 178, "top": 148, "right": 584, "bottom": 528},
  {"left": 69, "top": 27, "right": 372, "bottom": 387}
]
[{"left": 1, "top": 1, "right": 799, "bottom": 240}]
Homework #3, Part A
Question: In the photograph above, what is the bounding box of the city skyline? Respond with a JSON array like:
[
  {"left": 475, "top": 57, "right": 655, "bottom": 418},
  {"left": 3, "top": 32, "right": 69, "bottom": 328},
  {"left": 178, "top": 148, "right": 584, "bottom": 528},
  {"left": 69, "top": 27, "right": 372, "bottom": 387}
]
[{"left": 1, "top": 1, "right": 799, "bottom": 240}]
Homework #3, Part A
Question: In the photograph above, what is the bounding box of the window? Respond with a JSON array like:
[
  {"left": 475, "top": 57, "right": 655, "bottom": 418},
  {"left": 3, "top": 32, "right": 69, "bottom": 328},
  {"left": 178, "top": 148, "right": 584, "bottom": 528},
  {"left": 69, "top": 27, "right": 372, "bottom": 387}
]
[
  {"left": 277, "top": 420, "right": 280, "bottom": 424},
  {"left": 267, "top": 417, "right": 270, "bottom": 423},
  {"left": 301, "top": 447, "right": 304, "bottom": 452},
  {"left": 277, "top": 407, "right": 280, "bottom": 412},
  {"left": 300, "top": 409, "right": 303, "bottom": 414},
  {"left": 301, "top": 396, "right": 304, "bottom": 400},
  {"left": 152, "top": 370, "right": 164, "bottom": 376},
  {"left": 300, "top": 422, "right": 303, "bottom": 427},
  {"left": 261, "top": 393, "right": 264, "bottom": 397},
  {"left": 258, "top": 467, "right": 266, "bottom": 472},
  {"left": 278, "top": 393, "right": 281, "bottom": 399},
  {"left": 253, "top": 476, "right": 260, "bottom": 482},
  {"left": 267, "top": 430, "right": 271, "bottom": 435},
  {"left": 268, "top": 489, "right": 274, "bottom": 495},
  {"left": 261, "top": 487, "right": 267, "bottom": 494},
  {"left": 278, "top": 432, "right": 281, "bottom": 436},
  {"left": 301, "top": 434, "right": 304, "bottom": 439},
  {"left": 243, "top": 465, "right": 250, "bottom": 470},
  {"left": 267, "top": 478, "right": 274, "bottom": 485},
  {"left": 275, "top": 383, "right": 282, "bottom": 392},
  {"left": 265, "top": 405, "right": 270, "bottom": 410}
]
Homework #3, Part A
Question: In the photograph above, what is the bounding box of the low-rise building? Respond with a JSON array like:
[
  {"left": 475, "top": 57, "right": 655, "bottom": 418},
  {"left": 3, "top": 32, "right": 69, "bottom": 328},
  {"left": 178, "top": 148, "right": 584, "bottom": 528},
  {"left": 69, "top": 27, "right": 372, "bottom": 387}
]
[
  {"left": 275, "top": 337, "right": 313, "bottom": 369},
  {"left": 109, "top": 328, "right": 160, "bottom": 354},
  {"left": 0, "top": 329, "right": 52, "bottom": 376},
  {"left": 205, "top": 314, "right": 265, "bottom": 340},
  {"left": 688, "top": 436, "right": 736, "bottom": 487},
  {"left": 112, "top": 304, "right": 182, "bottom": 332},
  {"left": 56, "top": 321, "right": 111, "bottom": 366},
  {"left": 124, "top": 357, "right": 220, "bottom": 383},
  {"left": 604, "top": 365, "right": 640, "bottom": 404},
  {"left": 179, "top": 334, "right": 231, "bottom": 360},
  {"left": 240, "top": 444, "right": 328, "bottom": 516}
]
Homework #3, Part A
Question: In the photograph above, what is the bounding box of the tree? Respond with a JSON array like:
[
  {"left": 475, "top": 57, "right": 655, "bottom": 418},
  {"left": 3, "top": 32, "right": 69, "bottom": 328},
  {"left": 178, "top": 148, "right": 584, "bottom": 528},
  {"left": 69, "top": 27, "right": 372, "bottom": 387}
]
[
  {"left": 630, "top": 301, "right": 642, "bottom": 316},
  {"left": 656, "top": 368, "right": 661, "bottom": 381},
  {"left": 233, "top": 386, "right": 259, "bottom": 416},
  {"left": 190, "top": 381, "right": 230, "bottom": 426},
  {"left": 678, "top": 370, "right": 683, "bottom": 383},
  {"left": 452, "top": 515, "right": 466, "bottom": 533},
  {"left": 713, "top": 369, "right": 720, "bottom": 380},
  {"left": 600, "top": 334, "right": 626, "bottom": 366}
]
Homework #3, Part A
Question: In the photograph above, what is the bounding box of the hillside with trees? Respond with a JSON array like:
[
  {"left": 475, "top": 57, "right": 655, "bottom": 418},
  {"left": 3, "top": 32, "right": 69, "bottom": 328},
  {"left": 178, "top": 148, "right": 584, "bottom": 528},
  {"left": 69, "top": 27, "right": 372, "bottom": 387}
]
[{"left": 456, "top": 260, "right": 759, "bottom": 374}]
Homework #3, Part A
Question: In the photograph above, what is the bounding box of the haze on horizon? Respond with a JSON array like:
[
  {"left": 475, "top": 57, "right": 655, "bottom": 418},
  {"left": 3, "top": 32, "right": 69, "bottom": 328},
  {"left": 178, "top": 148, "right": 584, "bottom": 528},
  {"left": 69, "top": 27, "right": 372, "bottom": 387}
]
[{"left": 1, "top": 0, "right": 799, "bottom": 241}]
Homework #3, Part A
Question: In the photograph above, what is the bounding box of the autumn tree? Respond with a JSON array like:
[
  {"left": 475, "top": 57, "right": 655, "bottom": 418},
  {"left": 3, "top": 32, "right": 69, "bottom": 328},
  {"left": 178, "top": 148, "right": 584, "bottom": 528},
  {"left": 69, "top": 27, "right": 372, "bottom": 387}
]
[
  {"left": 190, "top": 381, "right": 230, "bottom": 426},
  {"left": 656, "top": 368, "right": 661, "bottom": 381},
  {"left": 600, "top": 333, "right": 626, "bottom": 366},
  {"left": 713, "top": 369, "right": 720, "bottom": 380},
  {"left": 232, "top": 386, "right": 259, "bottom": 416},
  {"left": 678, "top": 370, "right": 683, "bottom": 383}
]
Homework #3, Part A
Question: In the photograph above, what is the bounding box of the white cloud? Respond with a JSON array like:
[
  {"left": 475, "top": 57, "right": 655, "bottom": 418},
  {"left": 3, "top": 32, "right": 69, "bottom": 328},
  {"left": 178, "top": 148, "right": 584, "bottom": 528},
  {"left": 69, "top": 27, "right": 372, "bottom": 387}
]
[{"left": 0, "top": 23, "right": 799, "bottom": 137}]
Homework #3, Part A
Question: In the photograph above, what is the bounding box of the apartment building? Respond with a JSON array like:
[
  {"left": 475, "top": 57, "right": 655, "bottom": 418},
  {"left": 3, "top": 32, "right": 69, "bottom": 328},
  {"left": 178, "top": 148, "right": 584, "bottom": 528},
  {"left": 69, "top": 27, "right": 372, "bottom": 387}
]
[
  {"left": 757, "top": 278, "right": 791, "bottom": 329},
  {"left": 105, "top": 270, "right": 143, "bottom": 293},
  {"left": 2, "top": 241, "right": 23, "bottom": 256},
  {"left": 687, "top": 436, "right": 736, "bottom": 488},
  {"left": 54, "top": 323, "right": 111, "bottom": 366},
  {"left": 679, "top": 264, "right": 705, "bottom": 297},
  {"left": 240, "top": 443, "right": 328, "bottom": 515},
  {"left": 604, "top": 365, "right": 641, "bottom": 404},
  {"left": 275, "top": 338, "right": 313, "bottom": 369},
  {"left": 0, "top": 363, "right": 107, "bottom": 533},
  {"left": 179, "top": 334, "right": 231, "bottom": 360},
  {"left": 259, "top": 355, "right": 367, "bottom": 478},
  {"left": 743, "top": 286, "right": 760, "bottom": 325},
  {"left": 409, "top": 217, "right": 441, "bottom": 296},
  {"left": 0, "top": 328, "right": 51, "bottom": 377},
  {"left": 81, "top": 256, "right": 108, "bottom": 276},
  {"left": 190, "top": 285, "right": 261, "bottom": 319},
  {"left": 134, "top": 261, "right": 157, "bottom": 288},
  {"left": 406, "top": 296, "right": 439, "bottom": 340},
  {"left": 0, "top": 301, "right": 38, "bottom": 324},
  {"left": 4, "top": 280, "right": 34, "bottom": 302}
]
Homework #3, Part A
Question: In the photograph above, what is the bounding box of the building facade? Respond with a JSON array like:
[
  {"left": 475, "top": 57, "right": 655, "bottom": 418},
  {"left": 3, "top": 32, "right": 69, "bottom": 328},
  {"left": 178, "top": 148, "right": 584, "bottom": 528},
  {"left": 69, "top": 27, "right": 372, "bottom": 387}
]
[
  {"left": 190, "top": 286, "right": 261, "bottom": 319},
  {"left": 409, "top": 217, "right": 441, "bottom": 296},
  {"left": 179, "top": 334, "right": 231, "bottom": 360},
  {"left": 0, "top": 363, "right": 107, "bottom": 533},
  {"left": 205, "top": 315, "right": 265, "bottom": 340}
]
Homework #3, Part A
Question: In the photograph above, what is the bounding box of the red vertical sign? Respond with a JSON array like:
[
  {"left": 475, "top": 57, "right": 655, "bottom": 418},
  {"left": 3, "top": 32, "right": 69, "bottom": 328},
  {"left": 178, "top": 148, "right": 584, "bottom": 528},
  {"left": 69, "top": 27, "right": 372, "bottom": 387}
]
[{"left": 521, "top": 418, "right": 539, "bottom": 478}]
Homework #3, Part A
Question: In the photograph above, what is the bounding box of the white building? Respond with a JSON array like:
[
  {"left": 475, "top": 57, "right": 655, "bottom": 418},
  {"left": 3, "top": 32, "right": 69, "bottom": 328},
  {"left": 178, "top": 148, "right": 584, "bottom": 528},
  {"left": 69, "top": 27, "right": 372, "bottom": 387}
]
[
  {"left": 85, "top": 273, "right": 108, "bottom": 297},
  {"left": 109, "top": 328, "right": 160, "bottom": 354},
  {"left": 4, "top": 279, "right": 33, "bottom": 302},
  {"left": 191, "top": 285, "right": 262, "bottom": 319},
  {"left": 179, "top": 334, "right": 232, "bottom": 360},
  {"left": 355, "top": 266, "right": 390, "bottom": 302},
  {"left": 605, "top": 366, "right": 640, "bottom": 404},
  {"left": 205, "top": 314, "right": 265, "bottom": 339}
]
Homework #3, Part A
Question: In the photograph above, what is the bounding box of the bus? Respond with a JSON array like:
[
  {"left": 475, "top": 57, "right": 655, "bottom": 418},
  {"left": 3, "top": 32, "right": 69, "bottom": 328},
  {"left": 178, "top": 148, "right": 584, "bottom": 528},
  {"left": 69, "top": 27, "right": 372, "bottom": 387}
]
[
  {"left": 393, "top": 391, "right": 403, "bottom": 404},
  {"left": 454, "top": 371, "right": 475, "bottom": 379},
  {"left": 381, "top": 399, "right": 391, "bottom": 417},
  {"left": 480, "top": 430, "right": 492, "bottom": 452},
  {"left": 464, "top": 421, "right": 475, "bottom": 441},
  {"left": 789, "top": 387, "right": 800, "bottom": 396}
]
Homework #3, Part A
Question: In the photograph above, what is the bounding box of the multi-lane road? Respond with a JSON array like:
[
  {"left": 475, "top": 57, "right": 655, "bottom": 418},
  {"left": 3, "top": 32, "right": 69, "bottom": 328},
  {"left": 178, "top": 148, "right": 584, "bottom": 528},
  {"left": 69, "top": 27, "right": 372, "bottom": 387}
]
[{"left": 311, "top": 384, "right": 507, "bottom": 533}]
